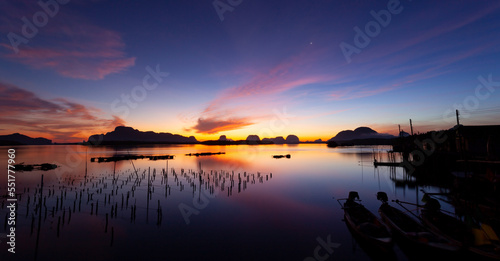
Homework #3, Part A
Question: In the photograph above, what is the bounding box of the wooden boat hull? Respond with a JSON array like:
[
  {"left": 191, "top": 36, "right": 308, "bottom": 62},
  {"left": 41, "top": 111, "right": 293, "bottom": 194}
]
[
  {"left": 421, "top": 209, "right": 500, "bottom": 260},
  {"left": 379, "top": 204, "right": 459, "bottom": 253},
  {"left": 343, "top": 201, "right": 393, "bottom": 251},
  {"left": 420, "top": 209, "right": 471, "bottom": 246},
  {"left": 343, "top": 220, "right": 398, "bottom": 261}
]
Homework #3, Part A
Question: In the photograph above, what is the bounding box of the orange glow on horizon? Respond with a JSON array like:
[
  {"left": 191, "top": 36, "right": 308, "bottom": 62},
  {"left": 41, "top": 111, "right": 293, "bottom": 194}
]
[{"left": 0, "top": 123, "right": 413, "bottom": 143}]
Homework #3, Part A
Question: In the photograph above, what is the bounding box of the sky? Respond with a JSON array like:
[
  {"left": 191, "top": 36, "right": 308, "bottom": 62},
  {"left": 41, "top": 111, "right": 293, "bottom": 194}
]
[{"left": 0, "top": 0, "right": 499, "bottom": 142}]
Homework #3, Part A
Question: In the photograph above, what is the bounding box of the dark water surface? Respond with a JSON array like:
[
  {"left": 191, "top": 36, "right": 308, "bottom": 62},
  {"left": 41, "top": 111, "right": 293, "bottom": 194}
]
[{"left": 0, "top": 144, "right": 452, "bottom": 260}]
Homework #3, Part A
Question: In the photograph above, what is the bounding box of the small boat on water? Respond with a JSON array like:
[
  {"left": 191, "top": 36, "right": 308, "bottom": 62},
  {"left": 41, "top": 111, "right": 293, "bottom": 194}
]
[
  {"left": 338, "top": 191, "right": 393, "bottom": 251},
  {"left": 376, "top": 192, "right": 459, "bottom": 254},
  {"left": 13, "top": 163, "right": 58, "bottom": 171},
  {"left": 420, "top": 198, "right": 500, "bottom": 260},
  {"left": 272, "top": 154, "right": 291, "bottom": 159},
  {"left": 91, "top": 154, "right": 174, "bottom": 162},
  {"left": 185, "top": 152, "right": 225, "bottom": 157}
]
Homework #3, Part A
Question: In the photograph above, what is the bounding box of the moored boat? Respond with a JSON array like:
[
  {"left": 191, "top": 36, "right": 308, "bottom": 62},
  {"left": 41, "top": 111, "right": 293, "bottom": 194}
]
[
  {"left": 338, "top": 191, "right": 393, "bottom": 251},
  {"left": 420, "top": 198, "right": 500, "bottom": 260},
  {"left": 376, "top": 192, "right": 459, "bottom": 254}
]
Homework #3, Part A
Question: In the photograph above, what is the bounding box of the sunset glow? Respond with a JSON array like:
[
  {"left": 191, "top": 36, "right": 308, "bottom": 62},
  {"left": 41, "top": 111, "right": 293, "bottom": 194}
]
[{"left": 1, "top": 1, "right": 499, "bottom": 142}]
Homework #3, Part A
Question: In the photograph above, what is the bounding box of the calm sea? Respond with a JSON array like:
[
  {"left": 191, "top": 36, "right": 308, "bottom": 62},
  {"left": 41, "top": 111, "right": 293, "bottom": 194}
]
[{"left": 0, "top": 144, "right": 452, "bottom": 261}]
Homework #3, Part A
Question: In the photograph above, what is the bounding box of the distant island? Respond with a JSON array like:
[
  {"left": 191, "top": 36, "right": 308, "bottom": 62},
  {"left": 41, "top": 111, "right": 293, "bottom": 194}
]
[
  {"left": 202, "top": 134, "right": 301, "bottom": 145},
  {"left": 0, "top": 128, "right": 303, "bottom": 146},
  {"left": 298, "top": 139, "right": 326, "bottom": 143},
  {"left": 0, "top": 133, "right": 52, "bottom": 145},
  {"left": 86, "top": 126, "right": 198, "bottom": 145},
  {"left": 0, "top": 126, "right": 399, "bottom": 147},
  {"left": 327, "top": 127, "right": 396, "bottom": 147}
]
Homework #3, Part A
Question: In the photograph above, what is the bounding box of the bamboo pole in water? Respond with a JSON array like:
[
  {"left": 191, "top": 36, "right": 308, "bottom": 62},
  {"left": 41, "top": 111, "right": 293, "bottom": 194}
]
[
  {"left": 62, "top": 208, "right": 65, "bottom": 226},
  {"left": 35, "top": 175, "right": 44, "bottom": 261},
  {"left": 147, "top": 168, "right": 150, "bottom": 223}
]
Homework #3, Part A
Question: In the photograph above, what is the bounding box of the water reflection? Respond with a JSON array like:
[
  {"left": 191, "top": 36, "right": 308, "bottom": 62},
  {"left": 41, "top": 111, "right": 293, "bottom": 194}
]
[{"left": 0, "top": 144, "right": 492, "bottom": 260}]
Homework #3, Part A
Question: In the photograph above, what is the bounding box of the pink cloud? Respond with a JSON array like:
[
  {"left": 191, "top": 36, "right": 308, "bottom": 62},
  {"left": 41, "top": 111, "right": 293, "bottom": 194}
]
[
  {"left": 189, "top": 52, "right": 337, "bottom": 134},
  {"left": 0, "top": 2, "right": 135, "bottom": 80},
  {"left": 355, "top": 3, "right": 500, "bottom": 65},
  {"left": 0, "top": 82, "right": 125, "bottom": 142},
  {"left": 191, "top": 117, "right": 254, "bottom": 134},
  {"left": 329, "top": 85, "right": 397, "bottom": 101}
]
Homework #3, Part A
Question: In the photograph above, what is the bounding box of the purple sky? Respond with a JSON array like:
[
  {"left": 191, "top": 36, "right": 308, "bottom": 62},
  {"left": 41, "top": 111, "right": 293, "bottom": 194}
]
[{"left": 1, "top": 0, "right": 499, "bottom": 142}]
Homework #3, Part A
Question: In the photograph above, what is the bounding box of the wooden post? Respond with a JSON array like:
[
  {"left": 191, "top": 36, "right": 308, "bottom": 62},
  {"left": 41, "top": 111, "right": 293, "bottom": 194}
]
[
  {"left": 409, "top": 119, "right": 414, "bottom": 136},
  {"left": 34, "top": 175, "right": 44, "bottom": 259},
  {"left": 147, "top": 168, "right": 150, "bottom": 223},
  {"left": 157, "top": 200, "right": 160, "bottom": 226},
  {"left": 85, "top": 148, "right": 87, "bottom": 181}
]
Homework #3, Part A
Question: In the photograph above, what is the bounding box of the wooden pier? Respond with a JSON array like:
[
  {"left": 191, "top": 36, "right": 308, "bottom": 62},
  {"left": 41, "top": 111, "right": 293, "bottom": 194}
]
[
  {"left": 185, "top": 152, "right": 225, "bottom": 157},
  {"left": 373, "top": 160, "right": 402, "bottom": 167},
  {"left": 91, "top": 155, "right": 174, "bottom": 163},
  {"left": 14, "top": 163, "right": 58, "bottom": 171}
]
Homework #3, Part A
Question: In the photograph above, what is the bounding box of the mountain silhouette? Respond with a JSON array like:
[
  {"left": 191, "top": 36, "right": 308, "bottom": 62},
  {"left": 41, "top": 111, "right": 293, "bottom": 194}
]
[
  {"left": 246, "top": 135, "right": 260, "bottom": 142},
  {"left": 273, "top": 136, "right": 286, "bottom": 144},
  {"left": 285, "top": 135, "right": 300, "bottom": 144},
  {"left": 329, "top": 127, "right": 395, "bottom": 143},
  {"left": 203, "top": 134, "right": 301, "bottom": 145},
  {"left": 250, "top": 135, "right": 299, "bottom": 144},
  {"left": 87, "top": 126, "right": 198, "bottom": 145},
  {"left": 0, "top": 133, "right": 52, "bottom": 145}
]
